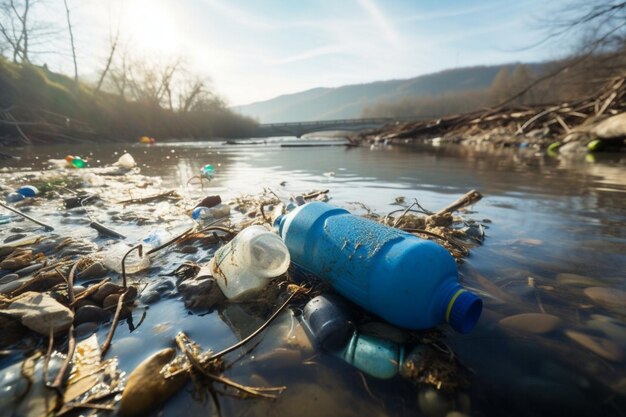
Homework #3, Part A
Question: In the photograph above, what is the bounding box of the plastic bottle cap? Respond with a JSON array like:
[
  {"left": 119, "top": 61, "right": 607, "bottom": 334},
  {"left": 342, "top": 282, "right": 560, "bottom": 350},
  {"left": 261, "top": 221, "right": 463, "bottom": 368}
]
[
  {"left": 192, "top": 206, "right": 208, "bottom": 220},
  {"left": 447, "top": 290, "right": 482, "bottom": 334}
]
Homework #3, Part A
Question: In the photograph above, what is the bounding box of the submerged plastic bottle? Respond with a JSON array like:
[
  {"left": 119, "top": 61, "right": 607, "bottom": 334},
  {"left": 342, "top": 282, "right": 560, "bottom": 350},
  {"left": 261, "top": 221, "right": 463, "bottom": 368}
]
[
  {"left": 209, "top": 225, "right": 290, "bottom": 300},
  {"left": 339, "top": 332, "right": 405, "bottom": 379},
  {"left": 276, "top": 202, "right": 482, "bottom": 333},
  {"left": 191, "top": 204, "right": 231, "bottom": 224},
  {"left": 302, "top": 295, "right": 354, "bottom": 350}
]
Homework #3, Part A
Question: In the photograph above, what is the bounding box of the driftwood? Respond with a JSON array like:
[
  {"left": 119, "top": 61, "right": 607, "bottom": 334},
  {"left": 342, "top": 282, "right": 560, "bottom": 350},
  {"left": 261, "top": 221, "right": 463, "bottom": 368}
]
[{"left": 358, "top": 76, "right": 626, "bottom": 145}]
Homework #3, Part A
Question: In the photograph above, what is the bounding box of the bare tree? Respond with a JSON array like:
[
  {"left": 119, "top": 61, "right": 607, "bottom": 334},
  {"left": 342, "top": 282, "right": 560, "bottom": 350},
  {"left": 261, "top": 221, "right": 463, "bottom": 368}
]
[
  {"left": 62, "top": 0, "right": 77, "bottom": 83},
  {"left": 95, "top": 28, "right": 120, "bottom": 93},
  {"left": 0, "top": 0, "right": 33, "bottom": 62}
]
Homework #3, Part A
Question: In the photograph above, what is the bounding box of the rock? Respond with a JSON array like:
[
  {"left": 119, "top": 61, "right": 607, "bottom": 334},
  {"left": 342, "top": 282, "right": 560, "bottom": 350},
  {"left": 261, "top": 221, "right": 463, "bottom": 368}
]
[
  {"left": 584, "top": 287, "right": 626, "bottom": 314},
  {"left": 74, "top": 322, "right": 100, "bottom": 339},
  {"left": 14, "top": 262, "right": 43, "bottom": 277},
  {"left": 0, "top": 361, "right": 29, "bottom": 409},
  {"left": 92, "top": 282, "right": 124, "bottom": 303},
  {"left": 178, "top": 277, "right": 226, "bottom": 310},
  {"left": 592, "top": 113, "right": 626, "bottom": 139},
  {"left": 586, "top": 314, "right": 626, "bottom": 344},
  {"left": 5, "top": 292, "right": 74, "bottom": 335},
  {"left": 74, "top": 305, "right": 111, "bottom": 325},
  {"left": 499, "top": 313, "right": 562, "bottom": 334},
  {"left": 119, "top": 348, "right": 188, "bottom": 417},
  {"left": 139, "top": 289, "right": 160, "bottom": 304},
  {"left": 565, "top": 330, "right": 624, "bottom": 362},
  {"left": 556, "top": 273, "right": 605, "bottom": 287},
  {"left": 418, "top": 387, "right": 453, "bottom": 417},
  {"left": 248, "top": 348, "right": 302, "bottom": 373},
  {"left": 0, "top": 276, "right": 30, "bottom": 294},
  {"left": 76, "top": 262, "right": 109, "bottom": 280},
  {"left": 0, "top": 273, "right": 19, "bottom": 285},
  {"left": 4, "top": 233, "right": 27, "bottom": 243}
]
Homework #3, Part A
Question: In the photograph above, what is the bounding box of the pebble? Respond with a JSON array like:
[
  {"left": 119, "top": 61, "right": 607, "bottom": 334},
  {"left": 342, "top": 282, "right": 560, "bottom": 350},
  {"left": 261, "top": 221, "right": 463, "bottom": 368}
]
[
  {"left": 9, "top": 227, "right": 26, "bottom": 233},
  {"left": 3, "top": 234, "right": 27, "bottom": 243},
  {"left": 418, "top": 387, "right": 453, "bottom": 417},
  {"left": 74, "top": 305, "right": 111, "bottom": 325},
  {"left": 0, "top": 361, "right": 29, "bottom": 409},
  {"left": 565, "top": 330, "right": 624, "bottom": 362},
  {"left": 499, "top": 313, "right": 562, "bottom": 334},
  {"left": 156, "top": 280, "right": 175, "bottom": 292},
  {"left": 5, "top": 292, "right": 74, "bottom": 335},
  {"left": 140, "top": 290, "right": 160, "bottom": 304},
  {"left": 92, "top": 282, "right": 124, "bottom": 303},
  {"left": 556, "top": 273, "right": 605, "bottom": 287},
  {"left": 0, "top": 276, "right": 29, "bottom": 294},
  {"left": 77, "top": 262, "right": 109, "bottom": 279},
  {"left": 584, "top": 287, "right": 626, "bottom": 314},
  {"left": 0, "top": 273, "right": 19, "bottom": 285},
  {"left": 14, "top": 262, "right": 43, "bottom": 277},
  {"left": 119, "top": 348, "right": 188, "bottom": 417},
  {"left": 586, "top": 314, "right": 626, "bottom": 344},
  {"left": 74, "top": 322, "right": 100, "bottom": 339}
]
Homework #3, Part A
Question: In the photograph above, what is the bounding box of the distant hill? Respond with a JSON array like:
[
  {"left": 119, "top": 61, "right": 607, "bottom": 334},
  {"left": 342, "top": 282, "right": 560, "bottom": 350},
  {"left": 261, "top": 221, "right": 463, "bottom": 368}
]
[{"left": 234, "top": 63, "right": 544, "bottom": 123}]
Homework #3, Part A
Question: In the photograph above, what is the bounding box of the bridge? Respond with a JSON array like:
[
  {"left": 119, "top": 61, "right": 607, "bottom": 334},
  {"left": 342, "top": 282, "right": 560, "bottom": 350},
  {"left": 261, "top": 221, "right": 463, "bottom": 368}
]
[{"left": 253, "top": 118, "right": 393, "bottom": 138}]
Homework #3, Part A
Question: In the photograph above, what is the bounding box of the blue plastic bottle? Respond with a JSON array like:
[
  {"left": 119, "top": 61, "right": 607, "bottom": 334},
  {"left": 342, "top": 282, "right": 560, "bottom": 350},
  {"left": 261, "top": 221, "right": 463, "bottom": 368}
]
[{"left": 276, "top": 202, "right": 482, "bottom": 333}]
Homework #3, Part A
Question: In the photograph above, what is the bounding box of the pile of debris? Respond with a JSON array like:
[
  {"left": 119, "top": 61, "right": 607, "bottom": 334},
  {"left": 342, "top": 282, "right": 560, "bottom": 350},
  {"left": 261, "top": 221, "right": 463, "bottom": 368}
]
[{"left": 356, "top": 76, "right": 626, "bottom": 153}]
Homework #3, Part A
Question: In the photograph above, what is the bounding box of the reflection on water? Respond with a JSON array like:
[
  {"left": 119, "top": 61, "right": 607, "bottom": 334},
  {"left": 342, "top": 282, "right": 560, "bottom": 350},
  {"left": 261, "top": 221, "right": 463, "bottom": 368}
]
[{"left": 1, "top": 139, "right": 625, "bottom": 416}]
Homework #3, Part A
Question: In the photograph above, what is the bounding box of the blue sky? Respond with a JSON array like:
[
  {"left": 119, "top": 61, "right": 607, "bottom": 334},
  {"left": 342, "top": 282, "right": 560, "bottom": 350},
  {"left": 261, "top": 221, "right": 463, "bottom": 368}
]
[{"left": 35, "top": 0, "right": 572, "bottom": 105}]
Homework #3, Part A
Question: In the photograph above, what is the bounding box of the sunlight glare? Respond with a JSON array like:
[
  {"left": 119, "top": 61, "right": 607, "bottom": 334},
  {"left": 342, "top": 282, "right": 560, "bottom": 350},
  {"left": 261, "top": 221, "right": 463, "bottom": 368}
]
[{"left": 123, "top": 0, "right": 181, "bottom": 55}]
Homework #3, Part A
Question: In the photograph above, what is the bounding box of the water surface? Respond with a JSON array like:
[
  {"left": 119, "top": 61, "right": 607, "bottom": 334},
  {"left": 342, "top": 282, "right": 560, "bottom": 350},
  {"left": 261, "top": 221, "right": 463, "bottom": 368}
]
[{"left": 1, "top": 138, "right": 625, "bottom": 417}]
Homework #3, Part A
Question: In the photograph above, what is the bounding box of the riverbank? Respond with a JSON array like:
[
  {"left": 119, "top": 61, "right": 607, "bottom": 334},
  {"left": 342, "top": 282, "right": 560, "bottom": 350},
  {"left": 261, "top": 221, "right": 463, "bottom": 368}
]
[{"left": 353, "top": 76, "right": 626, "bottom": 155}]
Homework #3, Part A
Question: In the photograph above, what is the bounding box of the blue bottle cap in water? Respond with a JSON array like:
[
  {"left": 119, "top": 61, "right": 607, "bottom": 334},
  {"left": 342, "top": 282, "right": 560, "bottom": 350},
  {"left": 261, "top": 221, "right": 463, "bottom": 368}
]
[
  {"left": 17, "top": 185, "right": 38, "bottom": 198},
  {"left": 447, "top": 290, "right": 482, "bottom": 334}
]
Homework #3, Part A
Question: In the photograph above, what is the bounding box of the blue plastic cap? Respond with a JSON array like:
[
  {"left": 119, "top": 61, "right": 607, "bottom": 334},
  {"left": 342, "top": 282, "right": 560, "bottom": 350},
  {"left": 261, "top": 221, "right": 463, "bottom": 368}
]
[{"left": 448, "top": 290, "right": 482, "bottom": 334}]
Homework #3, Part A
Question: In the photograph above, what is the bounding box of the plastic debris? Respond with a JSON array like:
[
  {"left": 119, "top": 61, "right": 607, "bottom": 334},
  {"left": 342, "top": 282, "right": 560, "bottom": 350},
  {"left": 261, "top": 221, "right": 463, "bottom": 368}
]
[
  {"left": 16, "top": 185, "right": 38, "bottom": 198},
  {"left": 209, "top": 225, "right": 290, "bottom": 300},
  {"left": 117, "top": 153, "right": 137, "bottom": 169},
  {"left": 201, "top": 164, "right": 215, "bottom": 180},
  {"left": 277, "top": 202, "right": 483, "bottom": 333},
  {"left": 191, "top": 204, "right": 231, "bottom": 224},
  {"left": 5, "top": 192, "right": 24, "bottom": 203},
  {"left": 71, "top": 156, "right": 86, "bottom": 168}
]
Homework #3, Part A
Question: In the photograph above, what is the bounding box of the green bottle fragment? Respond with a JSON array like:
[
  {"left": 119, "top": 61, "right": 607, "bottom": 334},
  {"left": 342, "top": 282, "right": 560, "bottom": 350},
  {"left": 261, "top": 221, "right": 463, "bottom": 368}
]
[
  {"left": 71, "top": 156, "right": 86, "bottom": 168},
  {"left": 547, "top": 142, "right": 561, "bottom": 152},
  {"left": 201, "top": 164, "right": 215, "bottom": 179},
  {"left": 587, "top": 139, "right": 602, "bottom": 152}
]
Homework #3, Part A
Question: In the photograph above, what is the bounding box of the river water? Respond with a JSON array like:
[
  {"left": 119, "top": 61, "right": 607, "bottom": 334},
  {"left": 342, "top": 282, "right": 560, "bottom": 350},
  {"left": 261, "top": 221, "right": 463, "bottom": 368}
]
[{"left": 1, "top": 138, "right": 625, "bottom": 417}]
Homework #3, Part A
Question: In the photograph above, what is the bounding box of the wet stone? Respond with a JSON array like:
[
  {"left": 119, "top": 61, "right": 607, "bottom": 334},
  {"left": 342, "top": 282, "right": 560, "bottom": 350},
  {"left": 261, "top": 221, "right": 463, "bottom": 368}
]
[
  {"left": 0, "top": 273, "right": 19, "bottom": 285},
  {"left": 584, "top": 287, "right": 626, "bottom": 314},
  {"left": 556, "top": 273, "right": 605, "bottom": 287},
  {"left": 586, "top": 314, "right": 626, "bottom": 344},
  {"left": 565, "top": 330, "right": 624, "bottom": 362},
  {"left": 77, "top": 261, "right": 108, "bottom": 279},
  {"left": 14, "top": 262, "right": 43, "bottom": 277},
  {"left": 74, "top": 322, "right": 100, "bottom": 339},
  {"left": 499, "top": 313, "right": 562, "bottom": 334},
  {"left": 418, "top": 387, "right": 453, "bottom": 417},
  {"left": 92, "top": 282, "right": 124, "bottom": 303},
  {"left": 9, "top": 228, "right": 26, "bottom": 233},
  {"left": 5, "top": 292, "right": 74, "bottom": 335},
  {"left": 178, "top": 277, "right": 226, "bottom": 310},
  {"left": 3, "top": 234, "right": 27, "bottom": 243},
  {"left": 119, "top": 348, "right": 188, "bottom": 417},
  {"left": 74, "top": 305, "right": 111, "bottom": 325},
  {"left": 140, "top": 290, "right": 160, "bottom": 304}
]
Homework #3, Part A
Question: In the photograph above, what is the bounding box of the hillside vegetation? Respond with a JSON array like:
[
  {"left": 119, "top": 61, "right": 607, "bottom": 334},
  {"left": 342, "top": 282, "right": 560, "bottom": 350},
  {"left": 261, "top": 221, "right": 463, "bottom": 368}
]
[{"left": 0, "top": 58, "right": 258, "bottom": 145}]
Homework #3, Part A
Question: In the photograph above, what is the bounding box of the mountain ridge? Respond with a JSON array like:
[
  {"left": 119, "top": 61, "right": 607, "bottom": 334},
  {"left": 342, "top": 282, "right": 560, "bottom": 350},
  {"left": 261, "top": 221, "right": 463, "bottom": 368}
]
[{"left": 233, "top": 62, "right": 544, "bottom": 123}]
